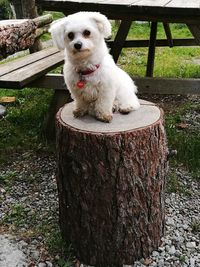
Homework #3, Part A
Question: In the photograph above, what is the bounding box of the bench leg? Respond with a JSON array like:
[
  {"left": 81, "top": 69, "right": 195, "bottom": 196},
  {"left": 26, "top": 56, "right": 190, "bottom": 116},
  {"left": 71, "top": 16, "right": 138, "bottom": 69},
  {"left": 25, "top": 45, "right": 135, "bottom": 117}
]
[
  {"left": 163, "top": 23, "right": 173, "bottom": 47},
  {"left": 146, "top": 22, "right": 158, "bottom": 77},
  {"left": 45, "top": 90, "right": 72, "bottom": 140},
  {"left": 110, "top": 19, "right": 132, "bottom": 62},
  {"left": 187, "top": 24, "right": 200, "bottom": 44}
]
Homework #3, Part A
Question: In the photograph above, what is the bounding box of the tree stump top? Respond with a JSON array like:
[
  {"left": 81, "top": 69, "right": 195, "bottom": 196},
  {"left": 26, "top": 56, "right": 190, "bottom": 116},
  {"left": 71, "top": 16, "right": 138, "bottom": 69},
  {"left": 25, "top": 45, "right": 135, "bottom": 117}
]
[{"left": 59, "top": 99, "right": 161, "bottom": 133}]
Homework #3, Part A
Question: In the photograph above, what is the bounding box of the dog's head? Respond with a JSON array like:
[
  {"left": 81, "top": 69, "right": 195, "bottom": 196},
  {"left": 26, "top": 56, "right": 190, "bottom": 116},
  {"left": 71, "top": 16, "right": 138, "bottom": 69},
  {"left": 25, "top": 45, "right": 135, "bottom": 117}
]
[{"left": 49, "top": 12, "right": 111, "bottom": 60}]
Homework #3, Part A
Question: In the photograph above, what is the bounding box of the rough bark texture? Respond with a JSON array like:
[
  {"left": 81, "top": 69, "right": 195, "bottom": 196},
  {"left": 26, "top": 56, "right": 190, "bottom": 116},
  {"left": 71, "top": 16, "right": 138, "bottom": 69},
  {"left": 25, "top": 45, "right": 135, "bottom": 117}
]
[
  {"left": 11, "top": 0, "right": 42, "bottom": 52},
  {"left": 0, "top": 20, "right": 36, "bottom": 59},
  {"left": 56, "top": 103, "right": 168, "bottom": 266},
  {"left": 0, "top": 15, "right": 52, "bottom": 60}
]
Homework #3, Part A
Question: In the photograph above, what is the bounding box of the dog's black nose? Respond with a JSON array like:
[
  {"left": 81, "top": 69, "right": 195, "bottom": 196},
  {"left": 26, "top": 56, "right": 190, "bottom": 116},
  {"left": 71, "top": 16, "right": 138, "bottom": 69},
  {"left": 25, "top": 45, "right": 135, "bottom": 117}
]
[{"left": 74, "top": 42, "right": 82, "bottom": 50}]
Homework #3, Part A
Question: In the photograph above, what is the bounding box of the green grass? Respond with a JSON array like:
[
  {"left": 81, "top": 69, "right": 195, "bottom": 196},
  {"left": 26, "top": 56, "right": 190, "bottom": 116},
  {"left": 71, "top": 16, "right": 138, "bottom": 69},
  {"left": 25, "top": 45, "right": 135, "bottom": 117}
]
[
  {"left": 0, "top": 88, "right": 54, "bottom": 163},
  {"left": 165, "top": 102, "right": 200, "bottom": 174},
  {"left": 114, "top": 22, "right": 200, "bottom": 78}
]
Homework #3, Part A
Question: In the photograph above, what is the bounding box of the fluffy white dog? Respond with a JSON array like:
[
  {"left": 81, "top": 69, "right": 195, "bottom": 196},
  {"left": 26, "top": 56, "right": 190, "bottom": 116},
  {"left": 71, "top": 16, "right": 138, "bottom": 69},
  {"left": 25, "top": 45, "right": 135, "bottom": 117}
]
[{"left": 49, "top": 12, "right": 140, "bottom": 122}]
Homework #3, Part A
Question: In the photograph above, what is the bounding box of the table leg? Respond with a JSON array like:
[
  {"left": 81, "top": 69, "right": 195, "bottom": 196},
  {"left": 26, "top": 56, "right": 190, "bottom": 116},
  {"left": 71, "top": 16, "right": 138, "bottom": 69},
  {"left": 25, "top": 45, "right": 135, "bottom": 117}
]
[
  {"left": 187, "top": 24, "right": 200, "bottom": 44},
  {"left": 110, "top": 19, "right": 132, "bottom": 62},
  {"left": 163, "top": 23, "right": 173, "bottom": 47},
  {"left": 146, "top": 22, "right": 158, "bottom": 77}
]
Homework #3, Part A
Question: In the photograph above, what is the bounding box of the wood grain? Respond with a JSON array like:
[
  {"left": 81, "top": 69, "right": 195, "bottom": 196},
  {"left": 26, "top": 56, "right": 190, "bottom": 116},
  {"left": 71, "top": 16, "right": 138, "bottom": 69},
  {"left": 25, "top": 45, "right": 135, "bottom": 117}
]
[{"left": 0, "top": 48, "right": 64, "bottom": 88}]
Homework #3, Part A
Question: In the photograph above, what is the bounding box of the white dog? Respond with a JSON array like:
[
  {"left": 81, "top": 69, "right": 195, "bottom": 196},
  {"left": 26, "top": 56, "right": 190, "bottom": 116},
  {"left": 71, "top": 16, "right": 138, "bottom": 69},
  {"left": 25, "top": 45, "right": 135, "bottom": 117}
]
[{"left": 49, "top": 12, "right": 140, "bottom": 122}]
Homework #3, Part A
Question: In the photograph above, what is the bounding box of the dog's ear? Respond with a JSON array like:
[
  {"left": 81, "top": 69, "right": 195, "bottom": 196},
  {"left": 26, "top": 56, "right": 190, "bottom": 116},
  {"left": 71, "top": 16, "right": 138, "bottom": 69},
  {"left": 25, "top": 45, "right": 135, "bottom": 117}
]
[
  {"left": 89, "top": 12, "right": 112, "bottom": 38},
  {"left": 49, "top": 18, "right": 68, "bottom": 50}
]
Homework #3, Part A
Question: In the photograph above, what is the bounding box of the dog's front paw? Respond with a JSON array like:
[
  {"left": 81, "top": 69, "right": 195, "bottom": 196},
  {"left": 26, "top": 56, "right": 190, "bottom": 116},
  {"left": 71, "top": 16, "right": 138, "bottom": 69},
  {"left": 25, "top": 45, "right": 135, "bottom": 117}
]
[
  {"left": 73, "top": 109, "right": 87, "bottom": 118},
  {"left": 119, "top": 106, "right": 134, "bottom": 114},
  {"left": 95, "top": 112, "right": 113, "bottom": 123}
]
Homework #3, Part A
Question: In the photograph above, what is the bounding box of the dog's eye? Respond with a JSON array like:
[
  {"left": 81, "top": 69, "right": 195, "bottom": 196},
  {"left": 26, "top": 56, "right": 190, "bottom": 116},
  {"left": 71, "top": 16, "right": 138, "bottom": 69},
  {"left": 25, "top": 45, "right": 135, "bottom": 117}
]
[
  {"left": 68, "top": 32, "right": 74, "bottom": 40},
  {"left": 83, "top": 30, "right": 90, "bottom": 37}
]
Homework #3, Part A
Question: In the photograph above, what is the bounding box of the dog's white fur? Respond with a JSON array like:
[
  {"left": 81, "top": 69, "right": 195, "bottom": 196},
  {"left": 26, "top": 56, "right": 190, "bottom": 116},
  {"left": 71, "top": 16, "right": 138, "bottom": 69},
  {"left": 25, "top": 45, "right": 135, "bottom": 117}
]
[{"left": 49, "top": 12, "right": 140, "bottom": 122}]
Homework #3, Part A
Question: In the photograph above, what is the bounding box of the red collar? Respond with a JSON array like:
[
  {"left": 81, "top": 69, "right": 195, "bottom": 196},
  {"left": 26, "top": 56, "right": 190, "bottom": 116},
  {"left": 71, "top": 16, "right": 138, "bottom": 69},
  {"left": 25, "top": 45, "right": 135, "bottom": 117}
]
[
  {"left": 78, "top": 64, "right": 100, "bottom": 76},
  {"left": 76, "top": 64, "right": 100, "bottom": 89}
]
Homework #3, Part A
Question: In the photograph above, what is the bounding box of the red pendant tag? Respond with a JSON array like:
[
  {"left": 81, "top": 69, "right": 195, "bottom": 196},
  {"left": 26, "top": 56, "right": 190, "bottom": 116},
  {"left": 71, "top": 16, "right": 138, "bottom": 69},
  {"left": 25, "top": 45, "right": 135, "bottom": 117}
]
[{"left": 77, "top": 80, "right": 85, "bottom": 89}]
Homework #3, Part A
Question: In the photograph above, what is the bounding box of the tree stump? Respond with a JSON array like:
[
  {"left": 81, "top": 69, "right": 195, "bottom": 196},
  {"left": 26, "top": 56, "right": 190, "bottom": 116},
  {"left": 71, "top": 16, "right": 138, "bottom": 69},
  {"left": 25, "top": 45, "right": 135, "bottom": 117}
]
[{"left": 56, "top": 100, "right": 168, "bottom": 266}]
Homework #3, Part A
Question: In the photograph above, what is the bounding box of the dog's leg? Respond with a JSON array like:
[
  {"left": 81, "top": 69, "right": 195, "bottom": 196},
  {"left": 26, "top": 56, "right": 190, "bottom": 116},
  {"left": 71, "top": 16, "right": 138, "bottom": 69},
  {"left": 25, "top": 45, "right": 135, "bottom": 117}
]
[
  {"left": 118, "top": 92, "right": 140, "bottom": 114},
  {"left": 73, "top": 99, "right": 88, "bottom": 118},
  {"left": 94, "top": 94, "right": 114, "bottom": 123}
]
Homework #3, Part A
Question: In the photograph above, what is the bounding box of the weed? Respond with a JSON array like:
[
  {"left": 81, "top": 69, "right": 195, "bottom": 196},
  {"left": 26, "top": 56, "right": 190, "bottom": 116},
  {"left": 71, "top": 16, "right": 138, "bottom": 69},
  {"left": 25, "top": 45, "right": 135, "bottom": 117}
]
[
  {"left": 3, "top": 203, "right": 36, "bottom": 228},
  {"left": 0, "top": 171, "right": 18, "bottom": 186},
  {"left": 191, "top": 220, "right": 200, "bottom": 233},
  {"left": 47, "top": 227, "right": 75, "bottom": 266},
  {"left": 179, "top": 255, "right": 186, "bottom": 263},
  {"left": 166, "top": 172, "right": 191, "bottom": 195}
]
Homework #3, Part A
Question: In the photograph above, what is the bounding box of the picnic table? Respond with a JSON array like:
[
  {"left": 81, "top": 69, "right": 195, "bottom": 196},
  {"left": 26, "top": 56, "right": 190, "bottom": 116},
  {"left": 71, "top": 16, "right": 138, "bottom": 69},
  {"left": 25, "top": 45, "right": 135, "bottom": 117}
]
[{"left": 37, "top": 0, "right": 200, "bottom": 78}]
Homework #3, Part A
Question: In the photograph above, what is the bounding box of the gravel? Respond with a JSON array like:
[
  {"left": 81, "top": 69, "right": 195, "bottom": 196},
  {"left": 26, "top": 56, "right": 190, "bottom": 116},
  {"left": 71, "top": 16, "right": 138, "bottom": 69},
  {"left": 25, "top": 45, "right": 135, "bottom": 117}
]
[
  {"left": 0, "top": 152, "right": 59, "bottom": 267},
  {"left": 0, "top": 152, "right": 199, "bottom": 267},
  {"left": 0, "top": 94, "right": 200, "bottom": 267}
]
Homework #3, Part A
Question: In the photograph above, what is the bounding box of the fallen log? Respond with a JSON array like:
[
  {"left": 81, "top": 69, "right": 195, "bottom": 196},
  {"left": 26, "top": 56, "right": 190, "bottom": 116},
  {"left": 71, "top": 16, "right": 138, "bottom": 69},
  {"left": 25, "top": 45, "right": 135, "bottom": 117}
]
[{"left": 0, "top": 14, "right": 53, "bottom": 60}]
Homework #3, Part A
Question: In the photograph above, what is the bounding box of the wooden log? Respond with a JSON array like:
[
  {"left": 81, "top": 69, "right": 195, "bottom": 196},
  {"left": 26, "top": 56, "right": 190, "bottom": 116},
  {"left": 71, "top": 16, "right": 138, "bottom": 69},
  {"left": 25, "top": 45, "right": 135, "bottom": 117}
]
[
  {"left": 56, "top": 100, "right": 168, "bottom": 266},
  {"left": 0, "top": 14, "right": 53, "bottom": 59}
]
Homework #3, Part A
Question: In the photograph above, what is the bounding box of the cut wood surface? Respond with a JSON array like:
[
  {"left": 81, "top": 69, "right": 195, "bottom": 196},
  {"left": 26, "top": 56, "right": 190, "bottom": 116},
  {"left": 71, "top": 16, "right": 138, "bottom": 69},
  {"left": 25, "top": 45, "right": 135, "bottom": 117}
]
[
  {"left": 56, "top": 99, "right": 168, "bottom": 266},
  {"left": 59, "top": 100, "right": 160, "bottom": 133}
]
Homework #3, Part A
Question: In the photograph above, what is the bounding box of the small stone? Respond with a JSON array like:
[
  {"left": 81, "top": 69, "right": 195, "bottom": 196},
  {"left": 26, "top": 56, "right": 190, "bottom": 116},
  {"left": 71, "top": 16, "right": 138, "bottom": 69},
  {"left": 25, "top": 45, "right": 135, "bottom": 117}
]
[
  {"left": 169, "top": 245, "right": 176, "bottom": 255},
  {"left": 165, "top": 198, "right": 171, "bottom": 204},
  {"left": 30, "top": 250, "right": 40, "bottom": 260},
  {"left": 182, "top": 224, "right": 189, "bottom": 230},
  {"left": 143, "top": 258, "right": 153, "bottom": 265},
  {"left": 38, "top": 263, "right": 46, "bottom": 267},
  {"left": 18, "top": 240, "right": 28, "bottom": 249},
  {"left": 152, "top": 251, "right": 159, "bottom": 258},
  {"left": 46, "top": 261, "right": 53, "bottom": 267},
  {"left": 0, "top": 105, "right": 6, "bottom": 117},
  {"left": 186, "top": 242, "right": 196, "bottom": 249},
  {"left": 166, "top": 218, "right": 175, "bottom": 226},
  {"left": 157, "top": 259, "right": 164, "bottom": 266},
  {"left": 190, "top": 257, "right": 195, "bottom": 267}
]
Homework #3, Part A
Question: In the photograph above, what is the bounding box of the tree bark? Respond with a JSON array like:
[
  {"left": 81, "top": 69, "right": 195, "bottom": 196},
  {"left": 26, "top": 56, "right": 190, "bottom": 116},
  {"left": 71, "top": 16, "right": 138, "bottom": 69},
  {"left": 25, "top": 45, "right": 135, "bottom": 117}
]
[
  {"left": 0, "top": 15, "right": 52, "bottom": 60},
  {"left": 56, "top": 100, "right": 168, "bottom": 266},
  {"left": 11, "top": 0, "right": 42, "bottom": 52}
]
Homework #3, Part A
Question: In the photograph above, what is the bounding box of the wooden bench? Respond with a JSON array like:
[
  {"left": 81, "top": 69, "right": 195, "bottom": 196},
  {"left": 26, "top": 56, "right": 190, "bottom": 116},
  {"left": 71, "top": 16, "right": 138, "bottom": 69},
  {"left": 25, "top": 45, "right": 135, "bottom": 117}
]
[
  {"left": 0, "top": 46, "right": 72, "bottom": 138},
  {"left": 0, "top": 47, "right": 64, "bottom": 89}
]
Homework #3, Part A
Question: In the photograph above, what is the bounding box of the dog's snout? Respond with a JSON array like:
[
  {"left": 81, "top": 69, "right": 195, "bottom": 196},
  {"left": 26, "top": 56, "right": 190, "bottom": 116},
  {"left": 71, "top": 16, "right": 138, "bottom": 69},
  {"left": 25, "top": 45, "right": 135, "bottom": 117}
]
[{"left": 74, "top": 41, "right": 82, "bottom": 50}]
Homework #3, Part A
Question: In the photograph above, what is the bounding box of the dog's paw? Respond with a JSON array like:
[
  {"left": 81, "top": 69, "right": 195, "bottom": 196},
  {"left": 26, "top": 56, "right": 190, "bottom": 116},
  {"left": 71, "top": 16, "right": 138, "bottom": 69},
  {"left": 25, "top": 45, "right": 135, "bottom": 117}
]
[
  {"left": 119, "top": 107, "right": 133, "bottom": 114},
  {"left": 73, "top": 109, "right": 87, "bottom": 118},
  {"left": 96, "top": 112, "right": 113, "bottom": 123}
]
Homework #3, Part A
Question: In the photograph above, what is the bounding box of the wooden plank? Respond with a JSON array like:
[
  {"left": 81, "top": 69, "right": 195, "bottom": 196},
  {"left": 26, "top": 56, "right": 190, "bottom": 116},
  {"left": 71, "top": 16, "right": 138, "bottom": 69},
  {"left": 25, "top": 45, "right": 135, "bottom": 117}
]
[
  {"left": 166, "top": 0, "right": 200, "bottom": 8},
  {"left": 0, "top": 51, "right": 64, "bottom": 88},
  {"left": 37, "top": 0, "right": 200, "bottom": 23},
  {"left": 131, "top": 0, "right": 170, "bottom": 7},
  {"left": 107, "top": 38, "right": 198, "bottom": 48},
  {"left": 134, "top": 77, "right": 200, "bottom": 95},
  {"left": 146, "top": 22, "right": 158, "bottom": 77},
  {"left": 30, "top": 73, "right": 66, "bottom": 89},
  {"left": 30, "top": 74, "right": 200, "bottom": 95},
  {"left": 0, "top": 47, "right": 59, "bottom": 77},
  {"left": 31, "top": 74, "right": 200, "bottom": 95},
  {"left": 110, "top": 19, "right": 132, "bottom": 62}
]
